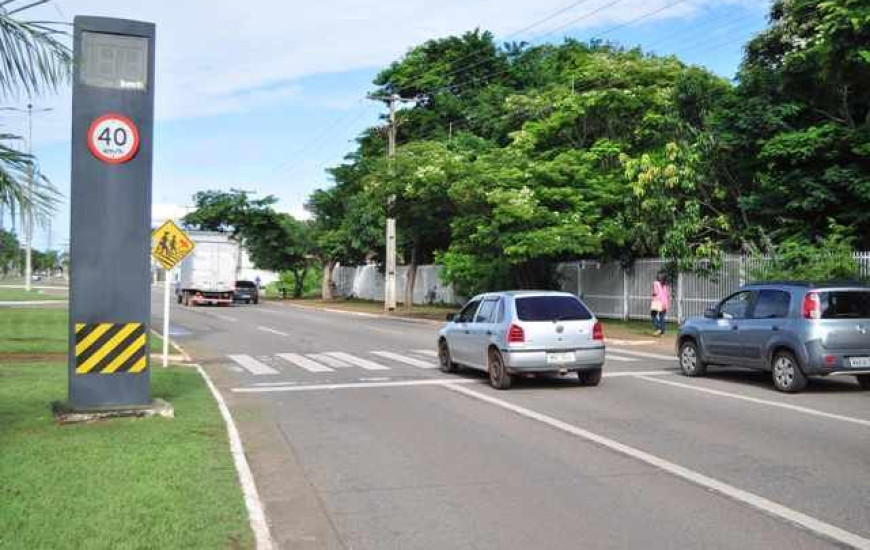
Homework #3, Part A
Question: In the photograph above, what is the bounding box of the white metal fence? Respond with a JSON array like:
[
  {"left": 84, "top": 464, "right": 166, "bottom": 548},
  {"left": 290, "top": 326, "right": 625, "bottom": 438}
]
[
  {"left": 331, "top": 253, "right": 870, "bottom": 317},
  {"left": 557, "top": 252, "right": 870, "bottom": 322}
]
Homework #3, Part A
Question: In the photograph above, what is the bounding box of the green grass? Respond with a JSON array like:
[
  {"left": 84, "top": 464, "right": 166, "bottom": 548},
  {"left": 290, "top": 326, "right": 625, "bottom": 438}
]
[
  {"left": 0, "top": 288, "right": 66, "bottom": 302},
  {"left": 0, "top": 308, "right": 174, "bottom": 355},
  {"left": 0, "top": 306, "right": 253, "bottom": 549},
  {"left": 0, "top": 363, "right": 253, "bottom": 549}
]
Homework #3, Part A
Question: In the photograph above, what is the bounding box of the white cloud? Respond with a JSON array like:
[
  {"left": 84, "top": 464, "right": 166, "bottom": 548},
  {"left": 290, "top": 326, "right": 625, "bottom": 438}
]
[
  {"left": 152, "top": 203, "right": 192, "bottom": 225},
  {"left": 8, "top": 0, "right": 764, "bottom": 145}
]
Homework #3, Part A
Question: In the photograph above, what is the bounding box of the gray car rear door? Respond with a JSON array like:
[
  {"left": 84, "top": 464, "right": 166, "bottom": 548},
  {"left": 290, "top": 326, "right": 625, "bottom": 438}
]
[
  {"left": 450, "top": 299, "right": 481, "bottom": 366},
  {"left": 468, "top": 297, "right": 501, "bottom": 369}
]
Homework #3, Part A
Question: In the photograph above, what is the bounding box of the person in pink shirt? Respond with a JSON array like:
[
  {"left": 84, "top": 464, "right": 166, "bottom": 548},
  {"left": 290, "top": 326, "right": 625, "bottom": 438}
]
[{"left": 651, "top": 273, "right": 671, "bottom": 336}]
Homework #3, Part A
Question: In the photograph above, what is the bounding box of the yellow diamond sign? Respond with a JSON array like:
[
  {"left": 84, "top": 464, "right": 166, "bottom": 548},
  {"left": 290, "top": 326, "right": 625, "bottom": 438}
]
[{"left": 152, "top": 220, "right": 195, "bottom": 270}]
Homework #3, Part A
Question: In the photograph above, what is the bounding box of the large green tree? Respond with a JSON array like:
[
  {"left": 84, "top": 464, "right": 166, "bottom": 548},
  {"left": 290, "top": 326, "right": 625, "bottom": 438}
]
[{"left": 717, "top": 0, "right": 870, "bottom": 246}]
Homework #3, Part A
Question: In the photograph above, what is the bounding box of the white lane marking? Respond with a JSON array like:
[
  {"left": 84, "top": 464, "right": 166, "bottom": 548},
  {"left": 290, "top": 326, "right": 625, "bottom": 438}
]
[
  {"left": 308, "top": 353, "right": 353, "bottom": 368},
  {"left": 445, "top": 384, "right": 870, "bottom": 550},
  {"left": 639, "top": 376, "right": 870, "bottom": 428},
  {"left": 371, "top": 351, "right": 437, "bottom": 369},
  {"left": 277, "top": 353, "right": 334, "bottom": 373},
  {"left": 605, "top": 354, "right": 640, "bottom": 363},
  {"left": 204, "top": 311, "right": 238, "bottom": 323},
  {"left": 412, "top": 349, "right": 438, "bottom": 358},
  {"left": 605, "top": 370, "right": 673, "bottom": 378},
  {"left": 258, "top": 326, "right": 289, "bottom": 337},
  {"left": 359, "top": 377, "right": 392, "bottom": 382},
  {"left": 228, "top": 354, "right": 279, "bottom": 375},
  {"left": 607, "top": 348, "right": 676, "bottom": 361},
  {"left": 233, "top": 378, "right": 472, "bottom": 393},
  {"left": 325, "top": 351, "right": 390, "bottom": 371}
]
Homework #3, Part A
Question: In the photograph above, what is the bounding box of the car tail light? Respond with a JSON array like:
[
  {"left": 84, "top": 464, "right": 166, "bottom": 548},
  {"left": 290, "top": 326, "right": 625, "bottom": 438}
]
[
  {"left": 803, "top": 292, "right": 821, "bottom": 319},
  {"left": 825, "top": 354, "right": 836, "bottom": 367},
  {"left": 593, "top": 321, "right": 604, "bottom": 341},
  {"left": 507, "top": 323, "right": 525, "bottom": 343}
]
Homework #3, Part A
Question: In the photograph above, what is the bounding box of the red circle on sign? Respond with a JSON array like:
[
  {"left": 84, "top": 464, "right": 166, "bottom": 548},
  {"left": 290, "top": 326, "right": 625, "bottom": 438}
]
[{"left": 87, "top": 113, "right": 141, "bottom": 164}]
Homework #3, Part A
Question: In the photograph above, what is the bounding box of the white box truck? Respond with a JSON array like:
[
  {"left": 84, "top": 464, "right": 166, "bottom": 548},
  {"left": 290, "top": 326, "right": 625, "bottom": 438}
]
[{"left": 175, "top": 231, "right": 239, "bottom": 306}]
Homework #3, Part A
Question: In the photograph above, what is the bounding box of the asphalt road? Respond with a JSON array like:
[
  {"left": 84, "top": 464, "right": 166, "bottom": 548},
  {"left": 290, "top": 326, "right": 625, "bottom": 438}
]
[{"left": 152, "top": 290, "right": 870, "bottom": 550}]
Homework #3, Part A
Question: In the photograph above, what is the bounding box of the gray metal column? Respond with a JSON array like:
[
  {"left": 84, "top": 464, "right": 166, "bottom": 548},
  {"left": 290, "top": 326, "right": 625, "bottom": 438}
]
[{"left": 68, "top": 17, "right": 155, "bottom": 409}]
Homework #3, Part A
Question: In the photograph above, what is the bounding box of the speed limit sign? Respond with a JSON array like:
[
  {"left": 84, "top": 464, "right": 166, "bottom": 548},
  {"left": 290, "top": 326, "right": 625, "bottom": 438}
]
[{"left": 87, "top": 113, "right": 140, "bottom": 164}]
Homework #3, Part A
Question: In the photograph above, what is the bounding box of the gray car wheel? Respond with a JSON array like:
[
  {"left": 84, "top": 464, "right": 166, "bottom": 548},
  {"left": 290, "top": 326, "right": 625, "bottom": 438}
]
[
  {"left": 438, "top": 340, "right": 457, "bottom": 373},
  {"left": 772, "top": 351, "right": 807, "bottom": 393},
  {"left": 488, "top": 349, "right": 512, "bottom": 390},
  {"left": 679, "top": 340, "right": 707, "bottom": 377},
  {"left": 856, "top": 374, "right": 870, "bottom": 390}
]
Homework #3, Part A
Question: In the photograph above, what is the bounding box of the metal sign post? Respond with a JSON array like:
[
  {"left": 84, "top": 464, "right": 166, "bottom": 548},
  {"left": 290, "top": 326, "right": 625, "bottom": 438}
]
[
  {"left": 68, "top": 17, "right": 155, "bottom": 410},
  {"left": 151, "top": 220, "right": 195, "bottom": 368}
]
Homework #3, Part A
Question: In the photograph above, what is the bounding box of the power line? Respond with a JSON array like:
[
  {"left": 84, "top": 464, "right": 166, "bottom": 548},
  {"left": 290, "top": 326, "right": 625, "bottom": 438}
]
[{"left": 590, "top": 0, "right": 691, "bottom": 41}]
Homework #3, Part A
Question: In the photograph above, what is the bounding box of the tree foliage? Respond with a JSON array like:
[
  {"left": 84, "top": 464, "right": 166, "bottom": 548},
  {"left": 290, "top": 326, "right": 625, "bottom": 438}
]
[{"left": 304, "top": 0, "right": 868, "bottom": 295}]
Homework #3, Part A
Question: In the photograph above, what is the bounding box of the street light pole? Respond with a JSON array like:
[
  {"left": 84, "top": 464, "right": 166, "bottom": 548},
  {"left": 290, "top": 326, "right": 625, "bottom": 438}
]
[
  {"left": 25, "top": 103, "right": 33, "bottom": 292},
  {"left": 2, "top": 104, "right": 52, "bottom": 290}
]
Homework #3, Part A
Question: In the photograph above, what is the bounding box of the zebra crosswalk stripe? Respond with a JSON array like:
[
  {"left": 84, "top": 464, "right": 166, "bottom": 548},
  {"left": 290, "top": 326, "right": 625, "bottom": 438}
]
[
  {"left": 412, "top": 349, "right": 438, "bottom": 358},
  {"left": 324, "top": 352, "right": 390, "bottom": 371},
  {"left": 228, "top": 354, "right": 279, "bottom": 375},
  {"left": 371, "top": 351, "right": 436, "bottom": 369},
  {"left": 277, "top": 353, "right": 333, "bottom": 373},
  {"left": 308, "top": 353, "right": 353, "bottom": 368}
]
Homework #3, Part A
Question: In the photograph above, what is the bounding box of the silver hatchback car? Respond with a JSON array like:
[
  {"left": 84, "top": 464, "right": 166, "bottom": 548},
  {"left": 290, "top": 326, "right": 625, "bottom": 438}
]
[{"left": 438, "top": 291, "right": 605, "bottom": 389}]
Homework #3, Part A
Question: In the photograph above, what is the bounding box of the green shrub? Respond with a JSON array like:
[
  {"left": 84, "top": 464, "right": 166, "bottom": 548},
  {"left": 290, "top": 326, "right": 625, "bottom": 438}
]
[{"left": 750, "top": 227, "right": 863, "bottom": 283}]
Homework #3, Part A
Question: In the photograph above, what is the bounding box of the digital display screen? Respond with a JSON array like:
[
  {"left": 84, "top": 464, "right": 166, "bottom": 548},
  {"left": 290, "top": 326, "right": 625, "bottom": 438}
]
[{"left": 81, "top": 32, "right": 148, "bottom": 91}]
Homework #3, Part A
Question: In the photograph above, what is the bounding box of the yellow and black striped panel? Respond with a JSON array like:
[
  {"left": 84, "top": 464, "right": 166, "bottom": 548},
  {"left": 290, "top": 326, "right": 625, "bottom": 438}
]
[{"left": 74, "top": 323, "right": 148, "bottom": 375}]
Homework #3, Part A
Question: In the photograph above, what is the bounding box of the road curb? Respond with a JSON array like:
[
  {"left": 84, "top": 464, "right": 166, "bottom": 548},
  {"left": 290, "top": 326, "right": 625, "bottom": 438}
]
[{"left": 162, "top": 336, "right": 275, "bottom": 550}]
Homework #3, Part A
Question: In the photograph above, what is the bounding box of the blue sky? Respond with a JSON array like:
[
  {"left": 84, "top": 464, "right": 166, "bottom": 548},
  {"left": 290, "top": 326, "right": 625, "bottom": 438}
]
[{"left": 0, "top": 0, "right": 770, "bottom": 252}]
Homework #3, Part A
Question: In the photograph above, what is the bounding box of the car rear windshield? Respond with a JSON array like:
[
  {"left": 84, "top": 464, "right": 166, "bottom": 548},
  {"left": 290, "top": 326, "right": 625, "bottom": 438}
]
[
  {"left": 515, "top": 296, "right": 592, "bottom": 321},
  {"left": 236, "top": 281, "right": 256, "bottom": 288},
  {"left": 820, "top": 291, "right": 870, "bottom": 319}
]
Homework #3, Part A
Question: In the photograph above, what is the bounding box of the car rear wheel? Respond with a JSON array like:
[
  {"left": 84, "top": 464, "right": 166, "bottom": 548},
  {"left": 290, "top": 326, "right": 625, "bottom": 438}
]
[
  {"left": 438, "top": 340, "right": 457, "bottom": 373},
  {"left": 679, "top": 340, "right": 707, "bottom": 377},
  {"left": 856, "top": 375, "right": 870, "bottom": 390},
  {"left": 578, "top": 368, "right": 602, "bottom": 386},
  {"left": 772, "top": 351, "right": 807, "bottom": 393},
  {"left": 488, "top": 349, "right": 512, "bottom": 390}
]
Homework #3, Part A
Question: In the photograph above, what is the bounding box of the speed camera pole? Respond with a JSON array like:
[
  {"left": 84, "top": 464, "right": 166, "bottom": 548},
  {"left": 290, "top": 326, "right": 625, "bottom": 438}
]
[{"left": 67, "top": 17, "right": 155, "bottom": 410}]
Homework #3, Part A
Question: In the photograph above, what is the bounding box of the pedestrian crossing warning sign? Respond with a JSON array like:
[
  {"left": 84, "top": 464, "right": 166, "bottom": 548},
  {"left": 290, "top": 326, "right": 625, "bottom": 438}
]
[{"left": 152, "top": 220, "right": 194, "bottom": 270}]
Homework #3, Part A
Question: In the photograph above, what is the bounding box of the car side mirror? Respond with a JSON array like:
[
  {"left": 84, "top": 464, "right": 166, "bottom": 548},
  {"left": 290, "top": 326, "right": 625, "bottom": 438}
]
[
  {"left": 446, "top": 313, "right": 457, "bottom": 322},
  {"left": 704, "top": 306, "right": 718, "bottom": 319}
]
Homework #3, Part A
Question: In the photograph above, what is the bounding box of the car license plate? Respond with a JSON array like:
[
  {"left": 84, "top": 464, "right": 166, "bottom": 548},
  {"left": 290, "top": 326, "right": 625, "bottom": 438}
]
[
  {"left": 849, "top": 357, "right": 870, "bottom": 368},
  {"left": 547, "top": 352, "right": 575, "bottom": 364}
]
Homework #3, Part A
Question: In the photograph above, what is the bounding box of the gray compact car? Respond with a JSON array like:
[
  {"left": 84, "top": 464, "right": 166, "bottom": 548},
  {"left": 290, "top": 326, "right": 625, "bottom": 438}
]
[
  {"left": 438, "top": 291, "right": 605, "bottom": 389},
  {"left": 678, "top": 282, "right": 870, "bottom": 393}
]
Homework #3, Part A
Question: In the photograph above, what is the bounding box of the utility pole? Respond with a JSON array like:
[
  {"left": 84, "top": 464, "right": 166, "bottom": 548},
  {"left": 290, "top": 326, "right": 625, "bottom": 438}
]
[
  {"left": 385, "top": 95, "right": 398, "bottom": 312},
  {"left": 368, "top": 93, "right": 414, "bottom": 312}
]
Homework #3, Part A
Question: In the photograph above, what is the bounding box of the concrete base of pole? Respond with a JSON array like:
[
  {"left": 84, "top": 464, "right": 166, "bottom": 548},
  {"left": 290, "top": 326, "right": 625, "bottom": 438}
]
[{"left": 51, "top": 398, "right": 174, "bottom": 424}]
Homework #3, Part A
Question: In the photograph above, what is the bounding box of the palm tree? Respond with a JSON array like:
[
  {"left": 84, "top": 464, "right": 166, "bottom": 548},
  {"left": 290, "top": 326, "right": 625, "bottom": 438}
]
[{"left": 0, "top": 0, "right": 71, "bottom": 222}]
